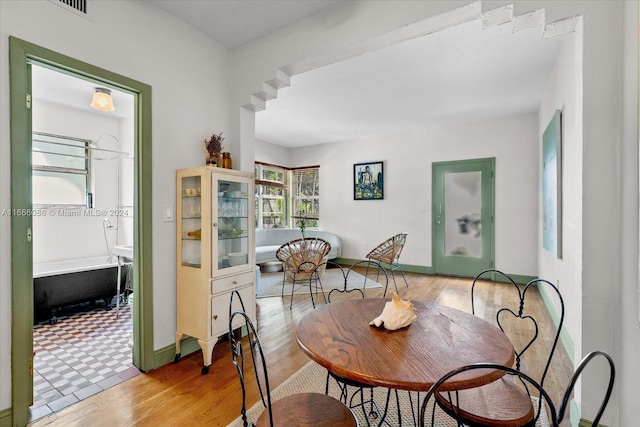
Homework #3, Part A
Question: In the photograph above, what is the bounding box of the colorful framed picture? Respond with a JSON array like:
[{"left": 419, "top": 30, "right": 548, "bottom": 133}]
[
  {"left": 354, "top": 161, "right": 384, "bottom": 200},
  {"left": 542, "top": 110, "right": 562, "bottom": 258}
]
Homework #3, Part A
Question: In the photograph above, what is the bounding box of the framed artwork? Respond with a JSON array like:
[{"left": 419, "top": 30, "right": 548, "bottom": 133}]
[
  {"left": 354, "top": 161, "right": 383, "bottom": 200},
  {"left": 542, "top": 110, "right": 562, "bottom": 258}
]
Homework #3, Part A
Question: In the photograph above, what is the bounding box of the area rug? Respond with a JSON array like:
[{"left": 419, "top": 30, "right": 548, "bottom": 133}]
[
  {"left": 256, "top": 269, "right": 382, "bottom": 299},
  {"left": 228, "top": 361, "right": 550, "bottom": 427}
]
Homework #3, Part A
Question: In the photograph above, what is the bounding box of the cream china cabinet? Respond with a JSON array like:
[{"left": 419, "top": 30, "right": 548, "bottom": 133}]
[{"left": 175, "top": 166, "right": 255, "bottom": 374}]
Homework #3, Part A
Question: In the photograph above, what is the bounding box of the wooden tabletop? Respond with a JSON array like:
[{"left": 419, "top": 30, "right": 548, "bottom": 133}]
[{"left": 296, "top": 298, "right": 515, "bottom": 392}]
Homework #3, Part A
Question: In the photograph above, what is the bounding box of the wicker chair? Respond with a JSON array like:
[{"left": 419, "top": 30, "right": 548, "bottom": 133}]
[
  {"left": 275, "top": 237, "right": 331, "bottom": 309},
  {"left": 364, "top": 233, "right": 408, "bottom": 296},
  {"left": 228, "top": 290, "right": 357, "bottom": 427}
]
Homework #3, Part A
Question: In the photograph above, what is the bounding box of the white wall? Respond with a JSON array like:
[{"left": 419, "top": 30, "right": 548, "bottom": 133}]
[
  {"left": 31, "top": 100, "right": 133, "bottom": 263},
  {"left": 0, "top": 0, "right": 230, "bottom": 411},
  {"left": 255, "top": 138, "right": 292, "bottom": 167},
  {"left": 617, "top": 1, "right": 639, "bottom": 425},
  {"left": 276, "top": 113, "right": 539, "bottom": 274},
  {"left": 538, "top": 31, "right": 581, "bottom": 362}
]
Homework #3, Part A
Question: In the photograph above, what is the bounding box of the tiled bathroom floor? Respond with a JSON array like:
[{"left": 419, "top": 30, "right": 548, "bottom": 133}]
[{"left": 29, "top": 301, "right": 140, "bottom": 422}]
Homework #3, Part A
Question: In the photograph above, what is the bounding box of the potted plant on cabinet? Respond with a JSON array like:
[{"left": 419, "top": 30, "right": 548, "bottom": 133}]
[{"left": 204, "top": 132, "right": 225, "bottom": 166}]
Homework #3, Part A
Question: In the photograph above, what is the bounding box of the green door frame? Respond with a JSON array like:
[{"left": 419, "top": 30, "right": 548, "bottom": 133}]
[
  {"left": 9, "top": 36, "right": 154, "bottom": 426},
  {"left": 432, "top": 157, "right": 495, "bottom": 277}
]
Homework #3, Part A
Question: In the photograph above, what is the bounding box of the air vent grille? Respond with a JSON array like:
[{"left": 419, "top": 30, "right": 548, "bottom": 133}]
[
  {"left": 48, "top": 0, "right": 92, "bottom": 19},
  {"left": 59, "top": 0, "right": 87, "bottom": 14}
]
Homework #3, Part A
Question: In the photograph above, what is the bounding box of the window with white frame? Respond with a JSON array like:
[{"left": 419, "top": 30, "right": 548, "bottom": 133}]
[
  {"left": 254, "top": 163, "right": 320, "bottom": 229},
  {"left": 255, "top": 163, "right": 288, "bottom": 229},
  {"left": 291, "top": 167, "right": 319, "bottom": 229},
  {"left": 32, "top": 132, "right": 90, "bottom": 206}
]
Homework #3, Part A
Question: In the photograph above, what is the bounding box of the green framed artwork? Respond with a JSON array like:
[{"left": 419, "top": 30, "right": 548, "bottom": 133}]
[
  {"left": 354, "top": 161, "right": 383, "bottom": 200},
  {"left": 542, "top": 110, "right": 562, "bottom": 258}
]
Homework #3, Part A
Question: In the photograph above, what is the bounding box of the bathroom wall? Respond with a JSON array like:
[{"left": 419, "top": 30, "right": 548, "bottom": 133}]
[{"left": 31, "top": 100, "right": 134, "bottom": 263}]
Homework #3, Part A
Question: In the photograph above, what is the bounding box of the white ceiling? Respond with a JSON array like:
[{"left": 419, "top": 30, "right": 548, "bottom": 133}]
[
  {"left": 32, "top": 1, "right": 563, "bottom": 149},
  {"left": 151, "top": 0, "right": 344, "bottom": 49},
  {"left": 32, "top": 66, "right": 134, "bottom": 120}
]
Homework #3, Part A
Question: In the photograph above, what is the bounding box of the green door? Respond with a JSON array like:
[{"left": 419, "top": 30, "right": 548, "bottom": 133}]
[{"left": 432, "top": 158, "right": 495, "bottom": 277}]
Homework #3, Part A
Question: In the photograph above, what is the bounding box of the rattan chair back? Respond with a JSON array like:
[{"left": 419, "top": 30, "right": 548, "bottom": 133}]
[{"left": 366, "top": 232, "right": 407, "bottom": 265}]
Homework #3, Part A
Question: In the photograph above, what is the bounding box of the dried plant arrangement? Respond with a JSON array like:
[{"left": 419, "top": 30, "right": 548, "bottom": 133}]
[{"left": 204, "top": 132, "right": 225, "bottom": 155}]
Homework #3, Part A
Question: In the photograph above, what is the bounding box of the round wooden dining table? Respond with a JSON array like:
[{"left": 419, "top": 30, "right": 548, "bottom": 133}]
[{"left": 296, "top": 298, "right": 515, "bottom": 392}]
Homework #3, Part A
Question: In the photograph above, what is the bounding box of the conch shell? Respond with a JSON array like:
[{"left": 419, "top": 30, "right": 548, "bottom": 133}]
[{"left": 369, "top": 293, "right": 417, "bottom": 331}]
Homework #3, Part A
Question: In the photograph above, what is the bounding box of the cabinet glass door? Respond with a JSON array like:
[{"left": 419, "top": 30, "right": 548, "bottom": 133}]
[
  {"left": 181, "top": 175, "right": 202, "bottom": 267},
  {"left": 215, "top": 179, "right": 249, "bottom": 271}
]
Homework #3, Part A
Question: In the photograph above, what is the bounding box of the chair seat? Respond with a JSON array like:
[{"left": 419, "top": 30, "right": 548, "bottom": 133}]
[
  {"left": 256, "top": 392, "right": 357, "bottom": 426},
  {"left": 434, "top": 377, "right": 535, "bottom": 427}
]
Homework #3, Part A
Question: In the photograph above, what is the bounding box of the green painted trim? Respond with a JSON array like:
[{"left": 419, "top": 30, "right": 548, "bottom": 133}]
[
  {"left": 537, "top": 281, "right": 575, "bottom": 364},
  {"left": 153, "top": 337, "right": 201, "bottom": 369},
  {"left": 579, "top": 418, "right": 608, "bottom": 427},
  {"left": 0, "top": 408, "right": 12, "bottom": 427},
  {"left": 9, "top": 36, "right": 154, "bottom": 425},
  {"left": 9, "top": 35, "right": 35, "bottom": 427}
]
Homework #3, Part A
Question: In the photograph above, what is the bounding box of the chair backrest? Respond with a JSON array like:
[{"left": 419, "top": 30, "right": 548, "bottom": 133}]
[
  {"left": 366, "top": 232, "right": 407, "bottom": 264},
  {"left": 276, "top": 237, "right": 331, "bottom": 272},
  {"left": 557, "top": 351, "right": 615, "bottom": 426},
  {"left": 228, "top": 290, "right": 273, "bottom": 427},
  {"left": 470, "top": 269, "right": 565, "bottom": 389},
  {"left": 419, "top": 363, "right": 559, "bottom": 427}
]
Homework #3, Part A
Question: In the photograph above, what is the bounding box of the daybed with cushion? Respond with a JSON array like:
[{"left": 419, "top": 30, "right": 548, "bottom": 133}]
[{"left": 255, "top": 228, "right": 342, "bottom": 265}]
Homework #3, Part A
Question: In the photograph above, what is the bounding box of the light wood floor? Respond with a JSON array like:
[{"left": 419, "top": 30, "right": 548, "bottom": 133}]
[{"left": 29, "top": 270, "right": 574, "bottom": 427}]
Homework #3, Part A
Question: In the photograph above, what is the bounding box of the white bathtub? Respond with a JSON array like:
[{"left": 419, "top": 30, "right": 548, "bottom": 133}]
[{"left": 33, "top": 256, "right": 118, "bottom": 278}]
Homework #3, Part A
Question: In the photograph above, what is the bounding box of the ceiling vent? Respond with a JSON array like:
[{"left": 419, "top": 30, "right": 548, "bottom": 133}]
[{"left": 48, "top": 0, "right": 93, "bottom": 20}]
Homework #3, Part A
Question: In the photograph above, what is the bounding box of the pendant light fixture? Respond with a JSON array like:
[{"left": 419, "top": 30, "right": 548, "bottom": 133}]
[{"left": 90, "top": 87, "right": 116, "bottom": 112}]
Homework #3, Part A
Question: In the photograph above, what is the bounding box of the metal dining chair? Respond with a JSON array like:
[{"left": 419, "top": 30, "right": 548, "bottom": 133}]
[
  {"left": 433, "top": 269, "right": 565, "bottom": 427},
  {"left": 420, "top": 363, "right": 557, "bottom": 427},
  {"left": 557, "top": 350, "right": 615, "bottom": 426},
  {"left": 228, "top": 289, "right": 358, "bottom": 427},
  {"left": 421, "top": 350, "right": 616, "bottom": 427}
]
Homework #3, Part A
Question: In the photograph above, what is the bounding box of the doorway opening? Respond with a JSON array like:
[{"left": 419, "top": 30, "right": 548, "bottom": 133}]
[
  {"left": 28, "top": 65, "right": 138, "bottom": 421},
  {"left": 10, "top": 36, "right": 154, "bottom": 427}
]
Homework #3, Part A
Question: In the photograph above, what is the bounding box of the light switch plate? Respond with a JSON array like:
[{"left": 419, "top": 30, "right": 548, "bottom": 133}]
[{"left": 163, "top": 205, "right": 174, "bottom": 222}]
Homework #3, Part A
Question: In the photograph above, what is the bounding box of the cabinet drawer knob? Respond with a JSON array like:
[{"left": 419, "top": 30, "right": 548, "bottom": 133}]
[{"left": 232, "top": 280, "right": 238, "bottom": 285}]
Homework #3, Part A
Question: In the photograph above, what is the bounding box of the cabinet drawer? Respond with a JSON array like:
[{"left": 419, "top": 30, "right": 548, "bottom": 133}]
[
  {"left": 211, "top": 285, "right": 255, "bottom": 337},
  {"left": 212, "top": 271, "right": 253, "bottom": 295}
]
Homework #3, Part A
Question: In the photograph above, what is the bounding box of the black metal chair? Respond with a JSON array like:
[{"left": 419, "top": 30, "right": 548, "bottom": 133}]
[
  {"left": 433, "top": 269, "right": 565, "bottom": 427},
  {"left": 364, "top": 233, "right": 408, "bottom": 296},
  {"left": 228, "top": 289, "right": 357, "bottom": 427},
  {"left": 420, "top": 363, "right": 558, "bottom": 427},
  {"left": 557, "top": 350, "right": 615, "bottom": 426},
  {"left": 275, "top": 237, "right": 331, "bottom": 309},
  {"left": 420, "top": 350, "right": 616, "bottom": 427}
]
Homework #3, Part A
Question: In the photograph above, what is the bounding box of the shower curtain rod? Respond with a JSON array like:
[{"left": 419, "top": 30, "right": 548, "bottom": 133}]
[{"left": 33, "top": 132, "right": 130, "bottom": 160}]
